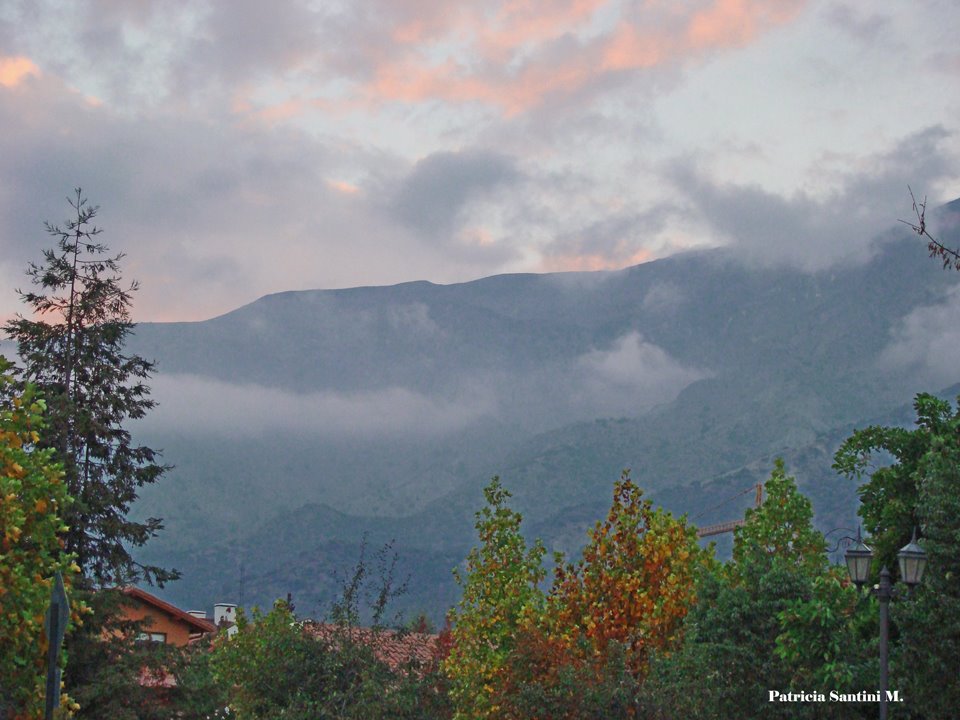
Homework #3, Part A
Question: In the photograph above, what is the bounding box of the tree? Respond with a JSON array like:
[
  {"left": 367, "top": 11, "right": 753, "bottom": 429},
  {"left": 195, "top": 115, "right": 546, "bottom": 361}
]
[
  {"left": 442, "top": 478, "right": 546, "bottom": 720},
  {"left": 3, "top": 189, "right": 172, "bottom": 587},
  {"left": 0, "top": 356, "right": 79, "bottom": 719},
  {"left": 64, "top": 589, "right": 227, "bottom": 720},
  {"left": 642, "top": 460, "right": 875, "bottom": 719},
  {"left": 833, "top": 394, "right": 944, "bottom": 579},
  {"left": 835, "top": 394, "right": 960, "bottom": 716},
  {"left": 210, "top": 602, "right": 448, "bottom": 719},
  {"left": 490, "top": 472, "right": 704, "bottom": 720},
  {"left": 210, "top": 600, "right": 388, "bottom": 720},
  {"left": 548, "top": 472, "right": 703, "bottom": 681},
  {"left": 732, "top": 458, "right": 827, "bottom": 578},
  {"left": 774, "top": 572, "right": 877, "bottom": 694},
  {"left": 209, "top": 539, "right": 450, "bottom": 720}
]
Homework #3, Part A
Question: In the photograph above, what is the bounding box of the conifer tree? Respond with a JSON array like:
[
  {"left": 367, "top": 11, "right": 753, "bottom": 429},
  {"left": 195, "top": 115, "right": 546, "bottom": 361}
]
[{"left": 3, "top": 189, "right": 174, "bottom": 586}]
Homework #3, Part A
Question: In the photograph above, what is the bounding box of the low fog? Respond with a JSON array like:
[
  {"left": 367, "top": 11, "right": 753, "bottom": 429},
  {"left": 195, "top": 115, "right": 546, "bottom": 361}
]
[{"left": 137, "top": 331, "right": 706, "bottom": 440}]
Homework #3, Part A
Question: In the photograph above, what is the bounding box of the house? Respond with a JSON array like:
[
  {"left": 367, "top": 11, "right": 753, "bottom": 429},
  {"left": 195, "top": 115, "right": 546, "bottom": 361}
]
[{"left": 119, "top": 586, "right": 218, "bottom": 646}]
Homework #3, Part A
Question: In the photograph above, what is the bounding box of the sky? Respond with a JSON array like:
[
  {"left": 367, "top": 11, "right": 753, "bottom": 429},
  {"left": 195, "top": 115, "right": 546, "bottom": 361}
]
[{"left": 1, "top": 0, "right": 959, "bottom": 323}]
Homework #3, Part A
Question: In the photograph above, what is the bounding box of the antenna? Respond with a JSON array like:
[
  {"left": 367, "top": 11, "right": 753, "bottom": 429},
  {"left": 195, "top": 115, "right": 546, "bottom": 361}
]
[{"left": 239, "top": 558, "right": 245, "bottom": 608}]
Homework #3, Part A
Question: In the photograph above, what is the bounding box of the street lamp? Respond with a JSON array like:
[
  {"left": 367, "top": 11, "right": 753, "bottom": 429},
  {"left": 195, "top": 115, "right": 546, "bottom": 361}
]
[
  {"left": 897, "top": 528, "right": 926, "bottom": 587},
  {"left": 843, "top": 528, "right": 927, "bottom": 720},
  {"left": 844, "top": 527, "right": 872, "bottom": 588}
]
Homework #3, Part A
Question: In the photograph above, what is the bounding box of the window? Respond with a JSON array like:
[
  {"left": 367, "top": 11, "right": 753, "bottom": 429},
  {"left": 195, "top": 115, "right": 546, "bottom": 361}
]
[{"left": 137, "top": 631, "right": 167, "bottom": 643}]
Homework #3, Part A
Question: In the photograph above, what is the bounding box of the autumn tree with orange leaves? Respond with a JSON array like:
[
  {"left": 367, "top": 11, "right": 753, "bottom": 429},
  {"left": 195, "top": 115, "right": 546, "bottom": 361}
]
[
  {"left": 0, "top": 356, "right": 79, "bottom": 720},
  {"left": 449, "top": 472, "right": 706, "bottom": 719},
  {"left": 547, "top": 472, "right": 705, "bottom": 680}
]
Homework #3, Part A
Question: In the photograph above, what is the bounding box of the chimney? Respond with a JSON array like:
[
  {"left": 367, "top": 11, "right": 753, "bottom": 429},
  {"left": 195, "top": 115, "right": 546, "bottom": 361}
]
[{"left": 214, "top": 603, "right": 238, "bottom": 636}]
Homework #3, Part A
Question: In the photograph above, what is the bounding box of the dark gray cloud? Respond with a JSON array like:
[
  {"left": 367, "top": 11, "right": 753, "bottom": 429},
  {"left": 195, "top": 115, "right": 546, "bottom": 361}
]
[
  {"left": 667, "top": 126, "right": 956, "bottom": 270},
  {"left": 824, "top": 3, "right": 891, "bottom": 43},
  {"left": 390, "top": 149, "right": 520, "bottom": 240},
  {"left": 0, "top": 74, "right": 523, "bottom": 321},
  {"left": 169, "top": 0, "right": 325, "bottom": 93}
]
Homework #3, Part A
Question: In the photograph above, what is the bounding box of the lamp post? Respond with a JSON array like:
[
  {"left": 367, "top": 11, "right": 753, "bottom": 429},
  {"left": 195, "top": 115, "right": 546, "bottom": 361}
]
[{"left": 844, "top": 528, "right": 927, "bottom": 720}]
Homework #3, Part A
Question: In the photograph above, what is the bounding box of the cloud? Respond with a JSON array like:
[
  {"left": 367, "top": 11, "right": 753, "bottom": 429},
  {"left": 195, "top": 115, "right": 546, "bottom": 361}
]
[
  {"left": 138, "top": 373, "right": 497, "bottom": 439},
  {"left": 3, "top": 0, "right": 958, "bottom": 330},
  {"left": 878, "top": 285, "right": 960, "bottom": 391},
  {"left": 2, "top": 1, "right": 809, "bottom": 118},
  {"left": 0, "top": 56, "right": 41, "bottom": 87},
  {"left": 573, "top": 332, "right": 707, "bottom": 417},
  {"left": 641, "top": 282, "right": 686, "bottom": 315},
  {"left": 541, "top": 206, "right": 674, "bottom": 271},
  {"left": 391, "top": 149, "right": 520, "bottom": 239},
  {"left": 0, "top": 71, "right": 528, "bottom": 322},
  {"left": 350, "top": 0, "right": 808, "bottom": 115},
  {"left": 667, "top": 126, "right": 956, "bottom": 270},
  {"left": 824, "top": 3, "right": 890, "bottom": 43}
]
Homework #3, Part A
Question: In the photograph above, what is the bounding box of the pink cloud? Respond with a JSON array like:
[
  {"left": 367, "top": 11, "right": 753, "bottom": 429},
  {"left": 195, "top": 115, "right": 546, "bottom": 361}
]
[
  {"left": 352, "top": 0, "right": 808, "bottom": 115},
  {"left": 0, "top": 57, "right": 41, "bottom": 88},
  {"left": 226, "top": 0, "right": 807, "bottom": 124},
  {"left": 328, "top": 179, "right": 360, "bottom": 194},
  {"left": 474, "top": 0, "right": 608, "bottom": 61},
  {"left": 543, "top": 246, "right": 654, "bottom": 272},
  {"left": 686, "top": 0, "right": 802, "bottom": 50}
]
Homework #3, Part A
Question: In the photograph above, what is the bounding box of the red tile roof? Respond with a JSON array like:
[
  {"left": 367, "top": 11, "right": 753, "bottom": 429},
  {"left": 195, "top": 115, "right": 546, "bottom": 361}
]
[
  {"left": 121, "top": 586, "right": 218, "bottom": 635},
  {"left": 302, "top": 622, "right": 439, "bottom": 673}
]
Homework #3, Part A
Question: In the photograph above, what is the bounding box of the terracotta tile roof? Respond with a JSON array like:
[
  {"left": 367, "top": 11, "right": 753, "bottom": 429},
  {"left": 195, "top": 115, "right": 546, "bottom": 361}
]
[
  {"left": 138, "top": 666, "right": 177, "bottom": 688},
  {"left": 121, "top": 586, "right": 218, "bottom": 635},
  {"left": 302, "top": 621, "right": 439, "bottom": 673}
]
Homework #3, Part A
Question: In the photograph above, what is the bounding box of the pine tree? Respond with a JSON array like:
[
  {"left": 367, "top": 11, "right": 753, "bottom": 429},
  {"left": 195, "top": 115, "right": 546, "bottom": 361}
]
[{"left": 3, "top": 189, "right": 174, "bottom": 587}]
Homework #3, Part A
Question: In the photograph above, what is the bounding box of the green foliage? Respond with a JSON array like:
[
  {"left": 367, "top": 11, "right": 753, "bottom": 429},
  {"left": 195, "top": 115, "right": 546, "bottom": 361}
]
[
  {"left": 645, "top": 460, "right": 875, "bottom": 719},
  {"left": 834, "top": 417, "right": 929, "bottom": 577},
  {"left": 65, "top": 588, "right": 227, "bottom": 720},
  {"left": 663, "top": 562, "right": 809, "bottom": 719},
  {"left": 733, "top": 458, "right": 827, "bottom": 577},
  {"left": 443, "top": 477, "right": 546, "bottom": 720},
  {"left": 447, "top": 474, "right": 704, "bottom": 719},
  {"left": 210, "top": 599, "right": 447, "bottom": 720},
  {"left": 0, "top": 357, "right": 77, "bottom": 720},
  {"left": 639, "top": 642, "right": 740, "bottom": 719},
  {"left": 3, "top": 190, "right": 172, "bottom": 586},
  {"left": 492, "top": 632, "right": 640, "bottom": 720},
  {"left": 837, "top": 393, "right": 960, "bottom": 717},
  {"left": 207, "top": 541, "right": 450, "bottom": 719},
  {"left": 775, "top": 572, "right": 877, "bottom": 693}
]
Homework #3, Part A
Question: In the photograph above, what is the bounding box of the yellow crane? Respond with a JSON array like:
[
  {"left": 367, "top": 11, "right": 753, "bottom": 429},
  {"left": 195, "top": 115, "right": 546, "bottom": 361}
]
[{"left": 695, "top": 481, "right": 763, "bottom": 538}]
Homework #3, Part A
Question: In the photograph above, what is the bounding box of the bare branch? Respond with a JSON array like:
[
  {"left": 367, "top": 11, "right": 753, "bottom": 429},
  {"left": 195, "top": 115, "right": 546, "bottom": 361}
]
[{"left": 900, "top": 186, "right": 960, "bottom": 271}]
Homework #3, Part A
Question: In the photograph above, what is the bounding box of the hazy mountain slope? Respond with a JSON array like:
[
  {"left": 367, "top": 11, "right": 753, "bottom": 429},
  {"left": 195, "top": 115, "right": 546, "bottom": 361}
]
[
  {"left": 127, "top": 209, "right": 960, "bottom": 619},
  {"left": 155, "top": 381, "right": 960, "bottom": 621}
]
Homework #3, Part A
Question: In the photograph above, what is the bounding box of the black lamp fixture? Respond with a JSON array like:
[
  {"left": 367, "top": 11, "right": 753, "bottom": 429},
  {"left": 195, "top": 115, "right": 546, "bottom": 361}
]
[
  {"left": 897, "top": 528, "right": 927, "bottom": 587},
  {"left": 844, "top": 526, "right": 872, "bottom": 588},
  {"left": 842, "top": 526, "right": 928, "bottom": 588},
  {"left": 843, "top": 527, "right": 927, "bottom": 720}
]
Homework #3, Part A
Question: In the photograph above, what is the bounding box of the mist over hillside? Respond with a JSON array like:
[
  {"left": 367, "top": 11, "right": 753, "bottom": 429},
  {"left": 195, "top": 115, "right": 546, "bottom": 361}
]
[{"left": 125, "top": 208, "right": 960, "bottom": 620}]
